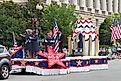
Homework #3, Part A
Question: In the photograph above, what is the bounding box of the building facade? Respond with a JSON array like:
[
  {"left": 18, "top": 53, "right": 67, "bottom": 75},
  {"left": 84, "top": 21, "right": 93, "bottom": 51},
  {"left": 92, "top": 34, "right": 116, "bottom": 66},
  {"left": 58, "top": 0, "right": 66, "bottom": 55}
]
[
  {"left": 1, "top": 0, "right": 120, "bottom": 27},
  {"left": 45, "top": 0, "right": 121, "bottom": 27}
]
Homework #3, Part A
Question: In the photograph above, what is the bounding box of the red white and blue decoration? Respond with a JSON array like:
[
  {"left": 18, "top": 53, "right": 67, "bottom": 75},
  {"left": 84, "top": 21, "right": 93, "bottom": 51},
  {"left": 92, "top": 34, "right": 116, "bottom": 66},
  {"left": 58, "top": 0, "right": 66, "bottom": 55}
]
[
  {"left": 10, "top": 46, "right": 25, "bottom": 58},
  {"left": 10, "top": 18, "right": 108, "bottom": 75},
  {"left": 11, "top": 46, "right": 108, "bottom": 75},
  {"left": 37, "top": 46, "right": 66, "bottom": 68},
  {"left": 74, "top": 19, "right": 97, "bottom": 41}
]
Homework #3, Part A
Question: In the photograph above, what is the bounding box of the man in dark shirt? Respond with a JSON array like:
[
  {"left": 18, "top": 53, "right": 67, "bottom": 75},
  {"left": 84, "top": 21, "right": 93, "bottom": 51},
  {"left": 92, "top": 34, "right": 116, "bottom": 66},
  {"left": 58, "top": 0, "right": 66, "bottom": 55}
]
[
  {"left": 78, "top": 32, "right": 83, "bottom": 51},
  {"left": 45, "top": 30, "right": 55, "bottom": 52}
]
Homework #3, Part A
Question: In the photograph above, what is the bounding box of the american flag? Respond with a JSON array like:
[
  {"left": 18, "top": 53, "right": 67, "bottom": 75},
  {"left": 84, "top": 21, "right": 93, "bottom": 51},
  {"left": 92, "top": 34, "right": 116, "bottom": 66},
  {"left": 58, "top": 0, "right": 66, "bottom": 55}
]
[
  {"left": 111, "top": 19, "right": 121, "bottom": 41},
  {"left": 52, "top": 19, "right": 60, "bottom": 53}
]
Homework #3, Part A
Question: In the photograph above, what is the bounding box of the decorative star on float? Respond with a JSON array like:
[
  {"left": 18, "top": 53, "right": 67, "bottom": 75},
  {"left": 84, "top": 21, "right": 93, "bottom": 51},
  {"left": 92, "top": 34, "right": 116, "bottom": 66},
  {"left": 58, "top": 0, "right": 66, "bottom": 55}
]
[
  {"left": 35, "top": 61, "right": 40, "bottom": 66},
  {"left": 86, "top": 60, "right": 89, "bottom": 65},
  {"left": 66, "top": 62, "right": 69, "bottom": 66},
  {"left": 21, "top": 59, "right": 26, "bottom": 66},
  {"left": 95, "top": 60, "right": 98, "bottom": 63},
  {"left": 76, "top": 60, "right": 82, "bottom": 66},
  {"left": 37, "top": 46, "right": 66, "bottom": 68}
]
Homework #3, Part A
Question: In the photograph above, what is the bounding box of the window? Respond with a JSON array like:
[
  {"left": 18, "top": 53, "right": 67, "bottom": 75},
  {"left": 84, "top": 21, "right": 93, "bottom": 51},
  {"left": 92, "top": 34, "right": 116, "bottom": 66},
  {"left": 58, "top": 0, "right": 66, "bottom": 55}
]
[
  {"left": 102, "top": 11, "right": 105, "bottom": 14},
  {"left": 108, "top": 12, "right": 112, "bottom": 15},
  {"left": 42, "top": 0, "right": 46, "bottom": 3},
  {"left": 80, "top": 7, "right": 84, "bottom": 10},
  {"left": 0, "top": 47, "right": 4, "bottom": 53},
  {"left": 95, "top": 10, "right": 99, "bottom": 13},
  {"left": 88, "top": 8, "right": 92, "bottom": 11}
]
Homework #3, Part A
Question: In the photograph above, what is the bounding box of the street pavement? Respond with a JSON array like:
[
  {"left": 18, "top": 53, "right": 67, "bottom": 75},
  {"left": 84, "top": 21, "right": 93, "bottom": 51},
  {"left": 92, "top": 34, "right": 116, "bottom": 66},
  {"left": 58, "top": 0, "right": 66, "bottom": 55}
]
[{"left": 2, "top": 60, "right": 121, "bottom": 81}]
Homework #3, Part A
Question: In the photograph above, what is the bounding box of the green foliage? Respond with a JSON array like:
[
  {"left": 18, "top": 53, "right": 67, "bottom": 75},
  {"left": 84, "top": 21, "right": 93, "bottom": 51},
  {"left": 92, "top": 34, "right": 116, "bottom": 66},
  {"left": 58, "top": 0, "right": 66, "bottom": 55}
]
[
  {"left": 42, "top": 3, "right": 76, "bottom": 45},
  {"left": 0, "top": 1, "right": 76, "bottom": 47},
  {"left": 99, "top": 13, "right": 121, "bottom": 46},
  {"left": 99, "top": 45, "right": 110, "bottom": 49},
  {"left": 0, "top": 0, "right": 42, "bottom": 46},
  {"left": 99, "top": 16, "right": 113, "bottom": 46},
  {"left": 0, "top": 1, "right": 28, "bottom": 46}
]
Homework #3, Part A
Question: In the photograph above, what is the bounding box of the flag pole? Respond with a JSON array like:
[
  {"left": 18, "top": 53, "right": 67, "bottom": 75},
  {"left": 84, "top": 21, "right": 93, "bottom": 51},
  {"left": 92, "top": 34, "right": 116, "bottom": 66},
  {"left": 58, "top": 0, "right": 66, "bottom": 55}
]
[
  {"left": 113, "top": 40, "right": 117, "bottom": 47},
  {"left": 12, "top": 32, "right": 17, "bottom": 47}
]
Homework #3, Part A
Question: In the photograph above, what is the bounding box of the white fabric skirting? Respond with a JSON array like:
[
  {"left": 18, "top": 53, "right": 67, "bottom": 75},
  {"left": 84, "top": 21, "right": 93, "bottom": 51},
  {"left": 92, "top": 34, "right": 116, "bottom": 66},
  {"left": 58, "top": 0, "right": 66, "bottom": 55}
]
[
  {"left": 11, "top": 56, "right": 108, "bottom": 75},
  {"left": 25, "top": 64, "right": 108, "bottom": 75}
]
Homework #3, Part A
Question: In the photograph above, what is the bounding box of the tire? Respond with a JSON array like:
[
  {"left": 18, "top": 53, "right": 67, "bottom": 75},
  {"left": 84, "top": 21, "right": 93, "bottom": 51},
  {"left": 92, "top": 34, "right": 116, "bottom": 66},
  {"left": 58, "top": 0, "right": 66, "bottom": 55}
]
[{"left": 0, "top": 65, "right": 9, "bottom": 79}]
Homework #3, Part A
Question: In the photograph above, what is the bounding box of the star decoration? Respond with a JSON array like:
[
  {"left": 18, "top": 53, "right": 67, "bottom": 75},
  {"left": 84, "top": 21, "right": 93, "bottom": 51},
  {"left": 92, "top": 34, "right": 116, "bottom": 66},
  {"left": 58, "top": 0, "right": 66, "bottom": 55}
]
[
  {"left": 66, "top": 62, "right": 69, "bottom": 66},
  {"left": 37, "top": 46, "right": 66, "bottom": 68},
  {"left": 21, "top": 59, "right": 25, "bottom": 66},
  {"left": 76, "top": 60, "right": 82, "bottom": 66},
  {"left": 86, "top": 60, "right": 89, "bottom": 65},
  {"left": 35, "top": 61, "right": 39, "bottom": 65},
  {"left": 104, "top": 59, "right": 107, "bottom": 63},
  {"left": 95, "top": 60, "right": 98, "bottom": 63}
]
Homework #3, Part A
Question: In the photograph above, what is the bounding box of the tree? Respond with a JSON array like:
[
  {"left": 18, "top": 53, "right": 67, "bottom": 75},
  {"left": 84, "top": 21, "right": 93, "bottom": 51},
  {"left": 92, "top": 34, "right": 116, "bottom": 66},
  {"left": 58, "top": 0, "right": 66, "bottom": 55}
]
[
  {"left": 99, "top": 16, "right": 112, "bottom": 47},
  {"left": 99, "top": 13, "right": 121, "bottom": 47},
  {"left": 42, "top": 3, "right": 76, "bottom": 46},
  {"left": 0, "top": 1, "right": 76, "bottom": 47},
  {"left": 0, "top": 1, "right": 28, "bottom": 46}
]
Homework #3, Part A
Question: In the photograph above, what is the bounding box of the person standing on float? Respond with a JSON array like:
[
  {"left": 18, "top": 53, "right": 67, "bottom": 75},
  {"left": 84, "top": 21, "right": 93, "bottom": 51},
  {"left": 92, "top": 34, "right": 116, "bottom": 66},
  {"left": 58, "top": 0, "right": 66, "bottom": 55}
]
[
  {"left": 45, "top": 30, "right": 55, "bottom": 52},
  {"left": 78, "top": 32, "right": 83, "bottom": 52},
  {"left": 29, "top": 29, "right": 40, "bottom": 58}
]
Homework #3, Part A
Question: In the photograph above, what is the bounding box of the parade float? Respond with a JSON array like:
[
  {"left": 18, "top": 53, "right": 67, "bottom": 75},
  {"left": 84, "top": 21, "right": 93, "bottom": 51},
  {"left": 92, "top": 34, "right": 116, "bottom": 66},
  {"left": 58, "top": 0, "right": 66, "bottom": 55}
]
[{"left": 10, "top": 17, "right": 108, "bottom": 75}]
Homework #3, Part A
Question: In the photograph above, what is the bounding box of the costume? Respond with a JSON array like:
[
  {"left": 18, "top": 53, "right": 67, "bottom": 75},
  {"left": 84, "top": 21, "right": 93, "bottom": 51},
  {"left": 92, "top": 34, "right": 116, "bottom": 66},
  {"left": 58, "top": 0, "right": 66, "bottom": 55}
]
[
  {"left": 29, "top": 32, "right": 40, "bottom": 52},
  {"left": 25, "top": 33, "right": 33, "bottom": 51},
  {"left": 45, "top": 34, "right": 55, "bottom": 52},
  {"left": 78, "top": 32, "right": 83, "bottom": 49}
]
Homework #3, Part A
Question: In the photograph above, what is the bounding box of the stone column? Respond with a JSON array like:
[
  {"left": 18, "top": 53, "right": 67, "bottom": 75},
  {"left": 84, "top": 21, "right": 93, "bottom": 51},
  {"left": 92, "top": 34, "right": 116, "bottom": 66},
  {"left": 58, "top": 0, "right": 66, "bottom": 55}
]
[
  {"left": 80, "top": 0, "right": 86, "bottom": 7},
  {"left": 67, "top": 35, "right": 72, "bottom": 55},
  {"left": 46, "top": 0, "right": 51, "bottom": 5},
  {"left": 101, "top": 0, "right": 107, "bottom": 11},
  {"left": 95, "top": 0, "right": 100, "bottom": 10},
  {"left": 107, "top": 0, "right": 112, "bottom": 12},
  {"left": 114, "top": 0, "right": 118, "bottom": 13},
  {"left": 62, "top": 0, "right": 69, "bottom": 4},
  {"left": 119, "top": 0, "right": 121, "bottom": 12},
  {"left": 79, "top": 0, "right": 86, "bottom": 11},
  {"left": 82, "top": 35, "right": 85, "bottom": 56},
  {"left": 85, "top": 38, "right": 89, "bottom": 56},
  {"left": 87, "top": 0, "right": 93, "bottom": 9},
  {"left": 87, "top": 0, "right": 95, "bottom": 13},
  {"left": 92, "top": 41, "right": 95, "bottom": 56},
  {"left": 95, "top": 27, "right": 99, "bottom": 56},
  {"left": 71, "top": 0, "right": 79, "bottom": 10},
  {"left": 89, "top": 35, "right": 92, "bottom": 56}
]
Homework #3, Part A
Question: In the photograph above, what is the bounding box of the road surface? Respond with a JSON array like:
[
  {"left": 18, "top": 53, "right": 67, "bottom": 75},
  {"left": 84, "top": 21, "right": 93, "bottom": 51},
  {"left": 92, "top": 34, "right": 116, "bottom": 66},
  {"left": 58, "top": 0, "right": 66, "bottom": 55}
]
[{"left": 2, "top": 60, "right": 121, "bottom": 81}]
